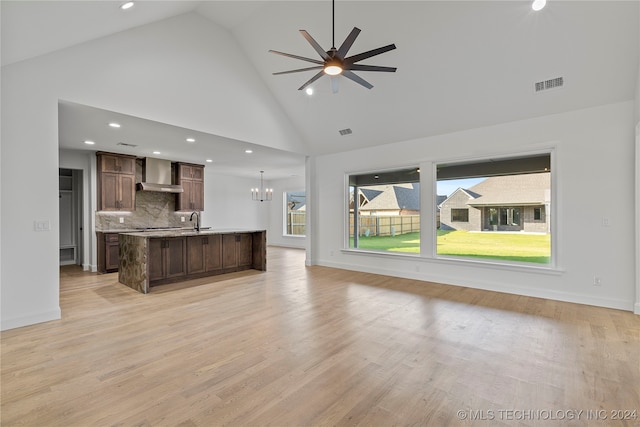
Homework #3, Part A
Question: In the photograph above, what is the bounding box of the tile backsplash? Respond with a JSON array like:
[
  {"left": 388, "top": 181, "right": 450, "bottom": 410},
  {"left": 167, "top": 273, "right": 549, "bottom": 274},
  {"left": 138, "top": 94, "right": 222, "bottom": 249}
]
[{"left": 95, "top": 191, "right": 194, "bottom": 231}]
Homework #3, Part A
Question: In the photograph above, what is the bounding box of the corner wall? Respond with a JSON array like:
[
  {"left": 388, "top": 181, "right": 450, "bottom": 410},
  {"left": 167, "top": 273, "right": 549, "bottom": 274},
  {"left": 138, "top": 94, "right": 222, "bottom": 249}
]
[
  {"left": 312, "top": 101, "right": 637, "bottom": 311},
  {"left": 1, "top": 13, "right": 302, "bottom": 330}
]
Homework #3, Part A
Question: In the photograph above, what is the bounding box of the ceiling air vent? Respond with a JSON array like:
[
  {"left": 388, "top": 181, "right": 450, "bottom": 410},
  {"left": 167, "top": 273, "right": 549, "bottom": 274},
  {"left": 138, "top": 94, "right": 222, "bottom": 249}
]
[
  {"left": 339, "top": 128, "right": 353, "bottom": 136},
  {"left": 535, "top": 76, "right": 564, "bottom": 92},
  {"left": 117, "top": 142, "right": 138, "bottom": 148}
]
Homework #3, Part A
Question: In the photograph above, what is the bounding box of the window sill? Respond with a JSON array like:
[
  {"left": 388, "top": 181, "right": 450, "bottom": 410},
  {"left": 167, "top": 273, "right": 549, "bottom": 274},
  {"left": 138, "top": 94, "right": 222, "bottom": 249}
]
[{"left": 341, "top": 248, "right": 563, "bottom": 275}]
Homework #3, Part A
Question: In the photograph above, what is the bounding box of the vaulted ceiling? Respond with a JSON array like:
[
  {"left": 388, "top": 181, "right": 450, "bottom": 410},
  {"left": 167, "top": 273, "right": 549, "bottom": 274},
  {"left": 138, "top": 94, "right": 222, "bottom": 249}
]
[{"left": 2, "top": 1, "right": 639, "bottom": 177}]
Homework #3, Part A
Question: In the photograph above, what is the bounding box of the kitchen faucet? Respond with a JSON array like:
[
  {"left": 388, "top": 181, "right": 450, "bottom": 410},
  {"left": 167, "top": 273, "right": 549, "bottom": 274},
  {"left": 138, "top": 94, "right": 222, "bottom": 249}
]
[{"left": 190, "top": 211, "right": 200, "bottom": 232}]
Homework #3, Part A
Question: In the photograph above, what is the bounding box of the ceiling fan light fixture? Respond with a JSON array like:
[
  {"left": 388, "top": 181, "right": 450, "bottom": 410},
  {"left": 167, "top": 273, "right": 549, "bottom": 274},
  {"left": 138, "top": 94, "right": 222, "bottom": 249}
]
[
  {"left": 324, "top": 64, "right": 343, "bottom": 76},
  {"left": 532, "top": 0, "right": 546, "bottom": 11}
]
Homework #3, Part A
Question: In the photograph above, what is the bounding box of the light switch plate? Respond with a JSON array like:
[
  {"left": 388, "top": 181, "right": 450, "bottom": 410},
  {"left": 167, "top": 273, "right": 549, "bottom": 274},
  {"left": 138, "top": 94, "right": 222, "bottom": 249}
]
[{"left": 33, "top": 220, "right": 50, "bottom": 232}]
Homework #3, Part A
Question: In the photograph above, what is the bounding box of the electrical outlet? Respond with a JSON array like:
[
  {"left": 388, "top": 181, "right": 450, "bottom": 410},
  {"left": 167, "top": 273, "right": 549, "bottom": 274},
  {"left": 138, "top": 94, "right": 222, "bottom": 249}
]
[
  {"left": 602, "top": 217, "right": 610, "bottom": 227},
  {"left": 119, "top": 217, "right": 124, "bottom": 224},
  {"left": 593, "top": 276, "right": 602, "bottom": 286},
  {"left": 181, "top": 217, "right": 185, "bottom": 222}
]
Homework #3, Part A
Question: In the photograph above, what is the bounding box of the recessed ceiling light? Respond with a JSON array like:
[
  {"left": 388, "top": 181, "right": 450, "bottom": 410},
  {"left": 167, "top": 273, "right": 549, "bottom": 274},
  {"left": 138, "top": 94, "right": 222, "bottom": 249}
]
[
  {"left": 84, "top": 140, "right": 95, "bottom": 145},
  {"left": 206, "top": 159, "right": 213, "bottom": 163},
  {"left": 153, "top": 151, "right": 161, "bottom": 155},
  {"left": 532, "top": 0, "right": 546, "bottom": 11},
  {"left": 108, "top": 122, "right": 121, "bottom": 128},
  {"left": 245, "top": 149, "right": 253, "bottom": 154},
  {"left": 120, "top": 1, "right": 134, "bottom": 10},
  {"left": 186, "top": 138, "right": 196, "bottom": 143},
  {"left": 305, "top": 87, "right": 314, "bottom": 95}
]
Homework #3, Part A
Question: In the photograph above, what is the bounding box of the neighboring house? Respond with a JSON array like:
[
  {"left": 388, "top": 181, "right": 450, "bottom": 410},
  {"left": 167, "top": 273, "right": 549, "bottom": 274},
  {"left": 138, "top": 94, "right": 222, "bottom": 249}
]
[
  {"left": 349, "top": 183, "right": 421, "bottom": 236},
  {"left": 439, "top": 172, "right": 550, "bottom": 233},
  {"left": 354, "top": 183, "right": 420, "bottom": 215}
]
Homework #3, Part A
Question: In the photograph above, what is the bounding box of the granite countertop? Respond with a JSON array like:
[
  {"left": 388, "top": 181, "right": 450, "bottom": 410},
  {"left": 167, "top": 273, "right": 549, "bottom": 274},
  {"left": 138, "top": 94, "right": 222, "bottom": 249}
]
[
  {"left": 118, "top": 228, "right": 266, "bottom": 238},
  {"left": 97, "top": 227, "right": 194, "bottom": 233}
]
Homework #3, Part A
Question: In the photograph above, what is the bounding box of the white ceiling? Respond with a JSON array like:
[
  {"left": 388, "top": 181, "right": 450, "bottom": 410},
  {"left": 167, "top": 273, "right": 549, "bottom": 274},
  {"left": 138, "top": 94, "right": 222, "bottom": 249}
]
[{"left": 2, "top": 1, "right": 639, "bottom": 177}]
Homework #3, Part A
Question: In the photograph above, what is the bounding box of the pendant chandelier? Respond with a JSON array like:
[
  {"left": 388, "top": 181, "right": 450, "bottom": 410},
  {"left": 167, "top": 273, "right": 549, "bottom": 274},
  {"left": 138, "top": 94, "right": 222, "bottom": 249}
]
[{"left": 251, "top": 171, "right": 273, "bottom": 202}]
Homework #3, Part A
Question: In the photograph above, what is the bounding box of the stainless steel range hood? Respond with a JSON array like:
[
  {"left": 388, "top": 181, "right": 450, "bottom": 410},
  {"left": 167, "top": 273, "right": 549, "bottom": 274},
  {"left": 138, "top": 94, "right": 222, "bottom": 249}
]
[{"left": 137, "top": 157, "right": 183, "bottom": 193}]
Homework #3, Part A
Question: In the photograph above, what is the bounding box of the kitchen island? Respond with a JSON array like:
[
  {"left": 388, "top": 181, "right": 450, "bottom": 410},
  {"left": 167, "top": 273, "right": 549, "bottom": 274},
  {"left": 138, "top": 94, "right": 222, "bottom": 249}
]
[{"left": 118, "top": 229, "right": 266, "bottom": 293}]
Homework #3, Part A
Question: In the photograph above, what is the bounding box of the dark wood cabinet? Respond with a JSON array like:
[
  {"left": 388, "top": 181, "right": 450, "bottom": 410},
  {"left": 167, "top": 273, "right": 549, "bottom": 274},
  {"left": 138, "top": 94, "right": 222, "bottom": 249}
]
[
  {"left": 100, "top": 173, "right": 135, "bottom": 211},
  {"left": 97, "top": 152, "right": 136, "bottom": 211},
  {"left": 99, "top": 153, "right": 136, "bottom": 175},
  {"left": 97, "top": 232, "right": 120, "bottom": 273},
  {"left": 186, "top": 235, "right": 222, "bottom": 274},
  {"left": 222, "top": 233, "right": 253, "bottom": 271},
  {"left": 175, "top": 163, "right": 204, "bottom": 211},
  {"left": 119, "top": 231, "right": 266, "bottom": 292},
  {"left": 149, "top": 237, "right": 187, "bottom": 283}
]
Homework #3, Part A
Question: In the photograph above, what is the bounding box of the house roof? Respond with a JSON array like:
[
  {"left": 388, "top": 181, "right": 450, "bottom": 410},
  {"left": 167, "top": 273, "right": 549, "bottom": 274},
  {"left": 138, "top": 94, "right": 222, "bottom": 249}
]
[
  {"left": 438, "top": 188, "right": 478, "bottom": 208},
  {"left": 465, "top": 173, "right": 550, "bottom": 206},
  {"left": 360, "top": 183, "right": 420, "bottom": 211}
]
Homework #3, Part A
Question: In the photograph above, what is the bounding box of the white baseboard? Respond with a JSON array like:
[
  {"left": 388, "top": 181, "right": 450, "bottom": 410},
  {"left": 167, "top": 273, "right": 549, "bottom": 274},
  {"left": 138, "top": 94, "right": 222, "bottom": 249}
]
[
  {"left": 318, "top": 258, "right": 635, "bottom": 313},
  {"left": 1, "top": 307, "right": 61, "bottom": 331}
]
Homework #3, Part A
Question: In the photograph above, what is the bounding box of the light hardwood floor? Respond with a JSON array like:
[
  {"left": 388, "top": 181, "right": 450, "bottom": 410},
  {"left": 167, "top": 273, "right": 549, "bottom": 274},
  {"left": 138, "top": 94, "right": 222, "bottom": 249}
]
[{"left": 2, "top": 247, "right": 639, "bottom": 426}]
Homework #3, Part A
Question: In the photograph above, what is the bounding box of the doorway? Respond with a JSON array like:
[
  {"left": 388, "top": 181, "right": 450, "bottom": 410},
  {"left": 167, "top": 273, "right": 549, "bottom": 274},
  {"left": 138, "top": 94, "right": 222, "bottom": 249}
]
[{"left": 59, "top": 168, "right": 83, "bottom": 266}]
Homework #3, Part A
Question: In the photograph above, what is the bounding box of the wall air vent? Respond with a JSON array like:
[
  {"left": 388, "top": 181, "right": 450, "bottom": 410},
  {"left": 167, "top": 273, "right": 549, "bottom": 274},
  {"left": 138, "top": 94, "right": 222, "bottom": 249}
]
[
  {"left": 535, "top": 76, "right": 564, "bottom": 92},
  {"left": 117, "top": 142, "right": 138, "bottom": 147},
  {"left": 339, "top": 128, "right": 353, "bottom": 136}
]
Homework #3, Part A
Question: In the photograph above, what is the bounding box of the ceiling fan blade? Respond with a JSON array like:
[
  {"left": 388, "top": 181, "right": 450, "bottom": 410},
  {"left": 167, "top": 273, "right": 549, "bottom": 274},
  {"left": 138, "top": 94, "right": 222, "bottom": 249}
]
[
  {"left": 273, "top": 66, "right": 323, "bottom": 75},
  {"left": 342, "top": 70, "right": 373, "bottom": 89},
  {"left": 345, "top": 44, "right": 397, "bottom": 65},
  {"left": 336, "top": 27, "right": 361, "bottom": 59},
  {"left": 331, "top": 76, "right": 339, "bottom": 94},
  {"left": 269, "top": 50, "right": 324, "bottom": 65},
  {"left": 300, "top": 30, "right": 330, "bottom": 60},
  {"left": 347, "top": 64, "right": 397, "bottom": 73},
  {"left": 298, "top": 70, "right": 325, "bottom": 91}
]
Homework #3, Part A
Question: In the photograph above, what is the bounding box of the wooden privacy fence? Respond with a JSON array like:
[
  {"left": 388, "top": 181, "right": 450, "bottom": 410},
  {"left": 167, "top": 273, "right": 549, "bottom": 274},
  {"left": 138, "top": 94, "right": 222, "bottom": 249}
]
[
  {"left": 286, "top": 211, "right": 306, "bottom": 235},
  {"left": 349, "top": 215, "right": 420, "bottom": 237}
]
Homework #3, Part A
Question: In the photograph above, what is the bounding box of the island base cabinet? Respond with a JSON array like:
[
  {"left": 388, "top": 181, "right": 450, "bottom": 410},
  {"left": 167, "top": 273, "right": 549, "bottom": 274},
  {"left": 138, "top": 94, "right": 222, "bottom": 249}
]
[
  {"left": 149, "top": 237, "right": 187, "bottom": 284},
  {"left": 222, "top": 234, "right": 253, "bottom": 272},
  {"left": 187, "top": 235, "right": 222, "bottom": 275},
  {"left": 118, "top": 231, "right": 266, "bottom": 293}
]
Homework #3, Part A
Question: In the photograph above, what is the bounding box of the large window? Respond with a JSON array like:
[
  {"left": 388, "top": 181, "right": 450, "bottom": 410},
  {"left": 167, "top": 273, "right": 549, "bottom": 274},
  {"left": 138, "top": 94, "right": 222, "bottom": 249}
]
[
  {"left": 284, "top": 191, "right": 306, "bottom": 236},
  {"left": 348, "top": 167, "right": 420, "bottom": 253},
  {"left": 436, "top": 153, "right": 551, "bottom": 264}
]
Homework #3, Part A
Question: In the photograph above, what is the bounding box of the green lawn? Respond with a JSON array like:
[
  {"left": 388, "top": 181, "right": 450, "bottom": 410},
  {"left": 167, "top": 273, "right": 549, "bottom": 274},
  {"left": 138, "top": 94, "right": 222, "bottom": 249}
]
[{"left": 350, "top": 230, "right": 551, "bottom": 264}]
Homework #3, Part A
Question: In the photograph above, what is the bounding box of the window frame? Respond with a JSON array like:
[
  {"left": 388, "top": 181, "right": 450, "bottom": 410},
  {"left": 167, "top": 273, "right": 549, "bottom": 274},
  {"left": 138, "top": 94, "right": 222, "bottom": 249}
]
[
  {"left": 283, "top": 190, "right": 306, "bottom": 237},
  {"left": 451, "top": 208, "right": 469, "bottom": 222},
  {"left": 341, "top": 147, "right": 559, "bottom": 272},
  {"left": 430, "top": 147, "right": 558, "bottom": 270},
  {"left": 345, "top": 165, "right": 421, "bottom": 254}
]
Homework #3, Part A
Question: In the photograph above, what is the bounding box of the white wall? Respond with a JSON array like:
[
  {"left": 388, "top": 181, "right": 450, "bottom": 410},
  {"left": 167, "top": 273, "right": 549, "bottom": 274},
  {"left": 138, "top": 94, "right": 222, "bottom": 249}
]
[
  {"left": 202, "top": 172, "right": 267, "bottom": 232},
  {"left": 267, "top": 175, "right": 306, "bottom": 249},
  {"left": 312, "top": 101, "right": 637, "bottom": 312},
  {"left": 1, "top": 13, "right": 302, "bottom": 330}
]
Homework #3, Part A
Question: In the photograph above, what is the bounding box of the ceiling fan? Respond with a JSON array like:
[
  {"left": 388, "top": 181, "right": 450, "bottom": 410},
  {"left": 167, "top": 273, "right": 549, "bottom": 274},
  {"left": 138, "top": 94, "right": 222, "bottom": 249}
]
[{"left": 268, "top": 0, "right": 397, "bottom": 92}]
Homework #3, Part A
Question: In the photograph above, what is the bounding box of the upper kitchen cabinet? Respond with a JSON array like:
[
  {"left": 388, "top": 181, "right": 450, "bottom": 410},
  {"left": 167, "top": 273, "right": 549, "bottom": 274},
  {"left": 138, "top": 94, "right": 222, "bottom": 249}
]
[
  {"left": 97, "top": 152, "right": 137, "bottom": 211},
  {"left": 99, "top": 152, "right": 136, "bottom": 175},
  {"left": 175, "top": 163, "right": 204, "bottom": 211}
]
